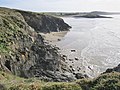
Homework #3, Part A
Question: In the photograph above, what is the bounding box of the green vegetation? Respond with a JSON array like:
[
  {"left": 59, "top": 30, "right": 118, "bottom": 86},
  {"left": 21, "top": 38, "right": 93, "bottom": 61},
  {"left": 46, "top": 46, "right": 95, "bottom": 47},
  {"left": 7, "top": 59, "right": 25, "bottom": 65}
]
[
  {"left": 0, "top": 7, "right": 120, "bottom": 90},
  {"left": 76, "top": 72, "right": 120, "bottom": 90},
  {"left": 0, "top": 71, "right": 82, "bottom": 90},
  {"left": 90, "top": 72, "right": 120, "bottom": 90},
  {"left": 0, "top": 71, "right": 120, "bottom": 90},
  {"left": 0, "top": 8, "right": 28, "bottom": 53}
]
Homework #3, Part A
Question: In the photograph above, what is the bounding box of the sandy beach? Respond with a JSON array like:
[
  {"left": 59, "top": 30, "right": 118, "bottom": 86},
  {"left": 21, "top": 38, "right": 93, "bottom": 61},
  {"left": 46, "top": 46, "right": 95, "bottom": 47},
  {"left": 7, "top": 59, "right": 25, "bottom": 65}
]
[{"left": 39, "top": 31, "right": 69, "bottom": 43}]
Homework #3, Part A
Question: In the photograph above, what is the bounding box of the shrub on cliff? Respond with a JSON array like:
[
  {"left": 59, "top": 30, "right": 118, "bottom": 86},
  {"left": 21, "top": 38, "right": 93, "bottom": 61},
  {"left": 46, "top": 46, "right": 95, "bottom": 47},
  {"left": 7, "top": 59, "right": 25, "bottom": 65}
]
[
  {"left": 42, "top": 83, "right": 82, "bottom": 90},
  {"left": 76, "top": 72, "right": 120, "bottom": 90}
]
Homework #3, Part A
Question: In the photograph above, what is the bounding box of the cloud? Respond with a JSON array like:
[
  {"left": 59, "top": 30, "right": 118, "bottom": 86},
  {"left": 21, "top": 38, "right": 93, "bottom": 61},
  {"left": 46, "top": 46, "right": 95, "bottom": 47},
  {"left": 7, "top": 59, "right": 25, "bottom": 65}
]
[{"left": 1, "top": 0, "right": 120, "bottom": 12}]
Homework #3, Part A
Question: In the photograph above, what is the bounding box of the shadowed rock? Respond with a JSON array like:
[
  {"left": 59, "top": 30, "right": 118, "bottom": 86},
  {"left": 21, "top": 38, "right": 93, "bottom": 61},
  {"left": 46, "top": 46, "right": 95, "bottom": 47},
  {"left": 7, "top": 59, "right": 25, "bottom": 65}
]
[
  {"left": 104, "top": 64, "right": 120, "bottom": 74},
  {"left": 0, "top": 7, "right": 74, "bottom": 82}
]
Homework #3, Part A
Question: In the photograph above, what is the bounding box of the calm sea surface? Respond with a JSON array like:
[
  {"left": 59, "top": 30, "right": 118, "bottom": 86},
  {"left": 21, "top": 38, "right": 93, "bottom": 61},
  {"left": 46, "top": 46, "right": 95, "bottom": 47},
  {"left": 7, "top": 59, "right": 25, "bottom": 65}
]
[{"left": 55, "top": 15, "right": 120, "bottom": 77}]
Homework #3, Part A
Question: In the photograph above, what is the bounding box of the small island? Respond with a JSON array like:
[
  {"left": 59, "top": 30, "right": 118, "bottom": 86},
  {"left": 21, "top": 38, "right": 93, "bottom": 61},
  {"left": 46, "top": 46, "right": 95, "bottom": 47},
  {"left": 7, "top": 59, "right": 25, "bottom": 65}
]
[
  {"left": 48, "top": 11, "right": 114, "bottom": 18},
  {"left": 73, "top": 13, "right": 112, "bottom": 18}
]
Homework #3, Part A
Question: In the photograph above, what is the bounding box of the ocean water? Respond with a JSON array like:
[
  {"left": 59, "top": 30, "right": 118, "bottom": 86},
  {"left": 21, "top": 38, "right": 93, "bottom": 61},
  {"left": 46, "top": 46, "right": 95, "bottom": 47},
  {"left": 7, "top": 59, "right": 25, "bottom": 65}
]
[{"left": 55, "top": 15, "right": 120, "bottom": 77}]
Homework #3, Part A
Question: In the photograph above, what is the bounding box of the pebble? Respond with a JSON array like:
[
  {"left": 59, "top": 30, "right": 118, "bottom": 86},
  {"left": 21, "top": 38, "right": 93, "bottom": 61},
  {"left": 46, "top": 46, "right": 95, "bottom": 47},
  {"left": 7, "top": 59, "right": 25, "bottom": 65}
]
[
  {"left": 75, "top": 57, "right": 79, "bottom": 60},
  {"left": 71, "top": 49, "right": 76, "bottom": 52}
]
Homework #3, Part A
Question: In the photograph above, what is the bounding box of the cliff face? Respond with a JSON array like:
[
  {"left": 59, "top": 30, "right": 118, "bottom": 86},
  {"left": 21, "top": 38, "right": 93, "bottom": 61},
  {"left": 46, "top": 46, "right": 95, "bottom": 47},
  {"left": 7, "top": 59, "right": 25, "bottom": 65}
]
[
  {"left": 0, "top": 7, "right": 73, "bottom": 81},
  {"left": 17, "top": 10, "right": 71, "bottom": 33}
]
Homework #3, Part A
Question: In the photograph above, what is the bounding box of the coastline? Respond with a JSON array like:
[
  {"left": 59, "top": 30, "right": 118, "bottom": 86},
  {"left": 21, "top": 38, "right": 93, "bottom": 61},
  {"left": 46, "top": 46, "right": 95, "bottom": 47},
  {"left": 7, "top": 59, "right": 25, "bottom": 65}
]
[
  {"left": 40, "top": 31, "right": 90, "bottom": 78},
  {"left": 39, "top": 31, "right": 69, "bottom": 43}
]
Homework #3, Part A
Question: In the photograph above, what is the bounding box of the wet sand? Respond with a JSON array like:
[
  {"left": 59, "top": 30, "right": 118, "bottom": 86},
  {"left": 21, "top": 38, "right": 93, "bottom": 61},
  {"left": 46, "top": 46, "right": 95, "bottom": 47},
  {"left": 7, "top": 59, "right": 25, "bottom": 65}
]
[
  {"left": 39, "top": 31, "right": 90, "bottom": 77},
  {"left": 39, "top": 31, "right": 68, "bottom": 43}
]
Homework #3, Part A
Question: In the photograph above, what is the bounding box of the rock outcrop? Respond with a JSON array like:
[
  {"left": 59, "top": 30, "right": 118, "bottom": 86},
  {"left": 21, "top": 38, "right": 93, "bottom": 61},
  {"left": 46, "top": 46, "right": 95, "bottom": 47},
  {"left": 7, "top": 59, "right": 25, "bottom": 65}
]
[
  {"left": 104, "top": 64, "right": 120, "bottom": 74},
  {"left": 17, "top": 10, "right": 71, "bottom": 33},
  {"left": 0, "top": 7, "right": 74, "bottom": 81}
]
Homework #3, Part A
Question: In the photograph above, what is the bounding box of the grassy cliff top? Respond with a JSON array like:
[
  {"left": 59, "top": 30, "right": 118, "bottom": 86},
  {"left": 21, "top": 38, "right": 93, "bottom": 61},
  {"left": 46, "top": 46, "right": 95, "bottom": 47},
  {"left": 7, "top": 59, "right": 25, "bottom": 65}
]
[{"left": 0, "top": 71, "right": 120, "bottom": 90}]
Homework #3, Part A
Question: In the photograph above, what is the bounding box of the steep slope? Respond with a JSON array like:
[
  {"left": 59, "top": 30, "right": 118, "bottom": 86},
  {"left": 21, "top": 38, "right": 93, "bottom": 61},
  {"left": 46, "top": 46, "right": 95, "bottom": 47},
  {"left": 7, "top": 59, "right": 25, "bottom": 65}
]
[
  {"left": 17, "top": 10, "right": 71, "bottom": 33},
  {"left": 0, "top": 7, "right": 73, "bottom": 81},
  {"left": 0, "top": 7, "right": 120, "bottom": 90}
]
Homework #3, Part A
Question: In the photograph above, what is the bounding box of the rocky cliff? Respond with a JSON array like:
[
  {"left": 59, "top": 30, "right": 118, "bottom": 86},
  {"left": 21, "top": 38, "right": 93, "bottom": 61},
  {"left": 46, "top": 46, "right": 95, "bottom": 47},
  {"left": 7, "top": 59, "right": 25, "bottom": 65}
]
[
  {"left": 0, "top": 7, "right": 120, "bottom": 90},
  {"left": 0, "top": 7, "right": 73, "bottom": 81},
  {"left": 17, "top": 10, "right": 71, "bottom": 33}
]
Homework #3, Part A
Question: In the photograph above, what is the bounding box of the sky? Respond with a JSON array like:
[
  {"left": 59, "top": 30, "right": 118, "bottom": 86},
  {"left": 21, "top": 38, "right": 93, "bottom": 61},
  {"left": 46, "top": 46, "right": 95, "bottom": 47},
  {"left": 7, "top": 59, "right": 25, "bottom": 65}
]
[{"left": 0, "top": 0, "right": 120, "bottom": 12}]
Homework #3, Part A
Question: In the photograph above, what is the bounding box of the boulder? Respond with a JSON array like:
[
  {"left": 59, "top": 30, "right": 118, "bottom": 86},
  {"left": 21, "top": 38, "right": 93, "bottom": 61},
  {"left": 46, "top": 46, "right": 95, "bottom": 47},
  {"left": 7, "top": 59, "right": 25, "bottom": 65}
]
[
  {"left": 104, "top": 64, "right": 120, "bottom": 74},
  {"left": 75, "top": 73, "right": 88, "bottom": 79}
]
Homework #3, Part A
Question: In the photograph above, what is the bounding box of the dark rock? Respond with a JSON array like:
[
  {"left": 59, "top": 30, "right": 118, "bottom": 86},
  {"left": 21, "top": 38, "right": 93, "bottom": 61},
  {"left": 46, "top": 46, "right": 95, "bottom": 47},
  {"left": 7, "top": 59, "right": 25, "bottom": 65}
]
[
  {"left": 69, "top": 59, "right": 73, "bottom": 61},
  {"left": 75, "top": 73, "right": 88, "bottom": 79},
  {"left": 18, "top": 10, "right": 71, "bottom": 33},
  {"left": 104, "top": 64, "right": 120, "bottom": 74},
  {"left": 62, "top": 55, "right": 67, "bottom": 60},
  {"left": 0, "top": 7, "right": 74, "bottom": 82},
  {"left": 70, "top": 65, "right": 72, "bottom": 68},
  {"left": 72, "top": 68, "right": 75, "bottom": 71},
  {"left": 62, "top": 55, "right": 67, "bottom": 57},
  {"left": 114, "top": 64, "right": 120, "bottom": 72},
  {"left": 75, "top": 57, "right": 79, "bottom": 61},
  {"left": 71, "top": 50, "right": 76, "bottom": 52},
  {"left": 105, "top": 68, "right": 113, "bottom": 73},
  {"left": 57, "top": 39, "right": 61, "bottom": 41}
]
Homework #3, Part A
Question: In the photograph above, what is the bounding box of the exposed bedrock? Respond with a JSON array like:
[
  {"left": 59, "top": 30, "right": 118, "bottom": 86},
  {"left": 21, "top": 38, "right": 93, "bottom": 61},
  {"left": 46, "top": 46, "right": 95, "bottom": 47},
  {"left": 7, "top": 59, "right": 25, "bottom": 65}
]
[{"left": 0, "top": 7, "right": 75, "bottom": 81}]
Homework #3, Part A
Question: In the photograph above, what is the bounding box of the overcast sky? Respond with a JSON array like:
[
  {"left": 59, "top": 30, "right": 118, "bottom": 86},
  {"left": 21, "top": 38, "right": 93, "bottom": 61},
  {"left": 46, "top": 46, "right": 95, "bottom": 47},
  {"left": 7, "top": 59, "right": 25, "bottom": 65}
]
[{"left": 1, "top": 0, "right": 120, "bottom": 12}]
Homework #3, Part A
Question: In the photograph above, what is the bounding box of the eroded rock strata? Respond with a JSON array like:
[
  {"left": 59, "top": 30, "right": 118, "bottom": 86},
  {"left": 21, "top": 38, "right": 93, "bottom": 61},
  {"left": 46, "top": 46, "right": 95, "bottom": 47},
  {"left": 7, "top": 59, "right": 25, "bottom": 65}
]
[
  {"left": 0, "top": 7, "right": 74, "bottom": 81},
  {"left": 18, "top": 10, "right": 71, "bottom": 33}
]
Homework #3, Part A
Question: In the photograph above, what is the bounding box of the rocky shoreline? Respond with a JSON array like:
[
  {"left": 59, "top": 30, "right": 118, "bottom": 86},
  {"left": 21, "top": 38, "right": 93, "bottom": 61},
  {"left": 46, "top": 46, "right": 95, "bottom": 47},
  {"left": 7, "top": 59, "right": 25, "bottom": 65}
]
[
  {"left": 0, "top": 7, "right": 120, "bottom": 90},
  {"left": 0, "top": 7, "right": 120, "bottom": 84}
]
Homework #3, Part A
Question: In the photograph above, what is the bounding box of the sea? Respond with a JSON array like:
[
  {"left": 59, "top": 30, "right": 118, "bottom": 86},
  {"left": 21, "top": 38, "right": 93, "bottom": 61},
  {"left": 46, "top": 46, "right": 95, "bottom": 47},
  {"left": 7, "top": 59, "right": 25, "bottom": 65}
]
[{"left": 54, "top": 15, "right": 120, "bottom": 77}]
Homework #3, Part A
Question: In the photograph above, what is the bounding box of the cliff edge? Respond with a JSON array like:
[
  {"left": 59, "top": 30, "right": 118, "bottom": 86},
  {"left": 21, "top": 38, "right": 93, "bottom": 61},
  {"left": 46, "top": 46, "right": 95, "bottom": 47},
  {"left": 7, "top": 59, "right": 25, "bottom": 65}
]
[
  {"left": 0, "top": 7, "right": 73, "bottom": 82},
  {"left": 17, "top": 10, "right": 71, "bottom": 33}
]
